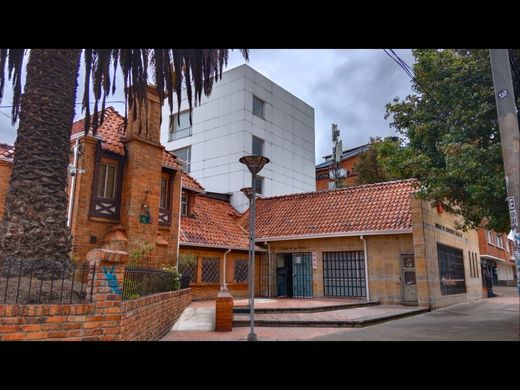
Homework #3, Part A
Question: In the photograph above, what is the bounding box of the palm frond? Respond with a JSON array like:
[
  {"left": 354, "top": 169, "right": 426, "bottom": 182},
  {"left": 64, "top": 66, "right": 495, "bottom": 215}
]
[{"left": 82, "top": 48, "right": 248, "bottom": 136}]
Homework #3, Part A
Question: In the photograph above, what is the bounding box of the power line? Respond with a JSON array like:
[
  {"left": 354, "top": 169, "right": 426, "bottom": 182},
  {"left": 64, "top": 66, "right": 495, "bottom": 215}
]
[{"left": 383, "top": 49, "right": 438, "bottom": 102}]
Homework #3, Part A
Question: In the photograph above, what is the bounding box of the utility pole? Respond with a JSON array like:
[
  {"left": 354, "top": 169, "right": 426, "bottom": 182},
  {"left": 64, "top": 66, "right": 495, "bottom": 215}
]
[{"left": 489, "top": 50, "right": 520, "bottom": 308}]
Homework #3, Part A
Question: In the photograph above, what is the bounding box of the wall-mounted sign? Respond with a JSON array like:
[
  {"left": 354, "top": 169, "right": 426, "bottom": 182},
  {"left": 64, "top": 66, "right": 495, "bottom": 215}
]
[{"left": 312, "top": 252, "right": 317, "bottom": 269}]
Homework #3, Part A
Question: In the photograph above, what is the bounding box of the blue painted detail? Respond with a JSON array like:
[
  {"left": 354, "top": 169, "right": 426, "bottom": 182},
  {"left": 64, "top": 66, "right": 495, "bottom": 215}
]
[
  {"left": 292, "top": 253, "right": 313, "bottom": 298},
  {"left": 102, "top": 265, "right": 122, "bottom": 295}
]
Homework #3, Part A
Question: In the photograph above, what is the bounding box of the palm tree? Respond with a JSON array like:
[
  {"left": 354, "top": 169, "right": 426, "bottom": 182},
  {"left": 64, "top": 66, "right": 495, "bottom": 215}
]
[{"left": 0, "top": 49, "right": 248, "bottom": 277}]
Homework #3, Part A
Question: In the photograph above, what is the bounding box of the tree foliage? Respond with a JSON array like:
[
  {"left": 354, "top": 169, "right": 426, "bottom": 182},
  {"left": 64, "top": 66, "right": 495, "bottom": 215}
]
[
  {"left": 385, "top": 49, "right": 519, "bottom": 233},
  {"left": 353, "top": 137, "right": 415, "bottom": 185}
]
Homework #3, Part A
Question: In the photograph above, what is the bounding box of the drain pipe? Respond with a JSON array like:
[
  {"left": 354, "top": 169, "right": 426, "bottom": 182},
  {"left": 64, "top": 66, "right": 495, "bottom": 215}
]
[
  {"left": 265, "top": 242, "right": 271, "bottom": 297},
  {"left": 221, "top": 248, "right": 232, "bottom": 291},
  {"left": 67, "top": 138, "right": 80, "bottom": 227},
  {"left": 360, "top": 235, "right": 370, "bottom": 301}
]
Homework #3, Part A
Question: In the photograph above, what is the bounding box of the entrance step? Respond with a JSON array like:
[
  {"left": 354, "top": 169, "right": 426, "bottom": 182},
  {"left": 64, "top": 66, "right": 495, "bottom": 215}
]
[
  {"left": 232, "top": 306, "right": 429, "bottom": 328},
  {"left": 233, "top": 300, "right": 380, "bottom": 314}
]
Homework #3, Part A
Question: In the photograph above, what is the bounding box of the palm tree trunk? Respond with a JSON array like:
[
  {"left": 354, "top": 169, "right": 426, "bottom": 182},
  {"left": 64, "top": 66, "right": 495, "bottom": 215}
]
[{"left": 0, "top": 49, "right": 81, "bottom": 278}]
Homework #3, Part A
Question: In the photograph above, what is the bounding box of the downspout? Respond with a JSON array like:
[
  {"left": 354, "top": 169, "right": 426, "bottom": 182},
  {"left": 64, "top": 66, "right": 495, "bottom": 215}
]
[
  {"left": 360, "top": 235, "right": 370, "bottom": 301},
  {"left": 265, "top": 242, "right": 271, "bottom": 297},
  {"left": 67, "top": 138, "right": 80, "bottom": 227},
  {"left": 176, "top": 173, "right": 182, "bottom": 270},
  {"left": 221, "top": 248, "right": 232, "bottom": 291}
]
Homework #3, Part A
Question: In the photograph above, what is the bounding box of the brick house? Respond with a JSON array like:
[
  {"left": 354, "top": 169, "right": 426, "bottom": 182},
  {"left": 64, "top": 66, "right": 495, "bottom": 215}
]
[
  {"left": 178, "top": 187, "right": 263, "bottom": 300},
  {"left": 315, "top": 143, "right": 369, "bottom": 191},
  {"left": 0, "top": 87, "right": 196, "bottom": 268},
  {"left": 241, "top": 179, "right": 483, "bottom": 309},
  {"left": 477, "top": 229, "right": 516, "bottom": 288}
]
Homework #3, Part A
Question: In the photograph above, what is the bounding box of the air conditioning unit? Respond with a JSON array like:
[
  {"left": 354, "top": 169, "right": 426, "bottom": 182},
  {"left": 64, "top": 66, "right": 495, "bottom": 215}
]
[{"left": 329, "top": 168, "right": 347, "bottom": 179}]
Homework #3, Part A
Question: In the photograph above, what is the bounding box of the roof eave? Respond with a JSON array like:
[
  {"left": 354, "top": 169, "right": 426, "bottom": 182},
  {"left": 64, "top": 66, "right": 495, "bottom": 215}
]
[
  {"left": 180, "top": 242, "right": 266, "bottom": 252},
  {"left": 256, "top": 229, "right": 413, "bottom": 242}
]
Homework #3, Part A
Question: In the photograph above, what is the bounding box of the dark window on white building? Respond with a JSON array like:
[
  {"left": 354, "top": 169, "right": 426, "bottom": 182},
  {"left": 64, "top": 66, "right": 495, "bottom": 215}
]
[
  {"left": 169, "top": 111, "right": 192, "bottom": 141},
  {"left": 172, "top": 146, "right": 191, "bottom": 173},
  {"left": 254, "top": 176, "right": 263, "bottom": 194},
  {"left": 252, "top": 135, "right": 264, "bottom": 156},
  {"left": 252, "top": 95, "right": 264, "bottom": 118}
]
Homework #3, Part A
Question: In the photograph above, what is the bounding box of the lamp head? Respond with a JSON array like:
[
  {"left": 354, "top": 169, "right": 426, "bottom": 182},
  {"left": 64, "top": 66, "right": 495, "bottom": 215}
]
[
  {"left": 239, "top": 155, "right": 270, "bottom": 175},
  {"left": 240, "top": 186, "right": 254, "bottom": 200}
]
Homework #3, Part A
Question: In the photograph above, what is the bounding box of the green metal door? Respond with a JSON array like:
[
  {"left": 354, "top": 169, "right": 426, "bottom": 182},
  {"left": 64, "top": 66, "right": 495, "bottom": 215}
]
[{"left": 292, "top": 253, "right": 313, "bottom": 298}]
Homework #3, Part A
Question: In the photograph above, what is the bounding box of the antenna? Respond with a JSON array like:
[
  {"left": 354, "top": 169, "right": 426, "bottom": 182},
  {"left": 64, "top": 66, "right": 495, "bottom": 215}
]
[
  {"left": 329, "top": 123, "right": 347, "bottom": 188},
  {"left": 335, "top": 140, "right": 342, "bottom": 163},
  {"left": 332, "top": 123, "right": 340, "bottom": 142}
]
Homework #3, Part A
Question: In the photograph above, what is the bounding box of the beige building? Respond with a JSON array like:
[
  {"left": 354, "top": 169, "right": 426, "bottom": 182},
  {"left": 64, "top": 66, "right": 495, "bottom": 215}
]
[{"left": 242, "top": 179, "right": 482, "bottom": 309}]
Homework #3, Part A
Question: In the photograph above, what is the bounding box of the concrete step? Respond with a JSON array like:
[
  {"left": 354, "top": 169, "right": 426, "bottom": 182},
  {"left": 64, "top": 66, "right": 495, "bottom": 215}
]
[
  {"left": 232, "top": 307, "right": 429, "bottom": 328},
  {"left": 233, "top": 300, "right": 380, "bottom": 314}
]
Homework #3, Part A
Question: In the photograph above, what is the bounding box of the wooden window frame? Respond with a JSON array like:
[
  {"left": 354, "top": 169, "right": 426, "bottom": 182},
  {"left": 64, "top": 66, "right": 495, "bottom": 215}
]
[
  {"left": 159, "top": 168, "right": 175, "bottom": 227},
  {"left": 89, "top": 144, "right": 125, "bottom": 220}
]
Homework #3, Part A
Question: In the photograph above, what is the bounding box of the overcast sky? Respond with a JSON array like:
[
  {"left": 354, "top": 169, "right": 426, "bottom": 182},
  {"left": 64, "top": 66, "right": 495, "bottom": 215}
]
[{"left": 0, "top": 49, "right": 415, "bottom": 163}]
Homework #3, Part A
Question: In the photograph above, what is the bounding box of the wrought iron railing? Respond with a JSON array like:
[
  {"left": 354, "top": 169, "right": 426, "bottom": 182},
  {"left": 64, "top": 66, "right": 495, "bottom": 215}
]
[
  {"left": 122, "top": 267, "right": 179, "bottom": 301},
  {"left": 0, "top": 259, "right": 95, "bottom": 304}
]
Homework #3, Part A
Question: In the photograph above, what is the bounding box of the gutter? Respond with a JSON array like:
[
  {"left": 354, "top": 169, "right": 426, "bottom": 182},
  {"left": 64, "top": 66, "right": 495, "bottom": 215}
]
[
  {"left": 221, "top": 248, "right": 232, "bottom": 291},
  {"left": 179, "top": 242, "right": 267, "bottom": 252},
  {"left": 256, "top": 229, "right": 413, "bottom": 242},
  {"left": 360, "top": 235, "right": 370, "bottom": 301}
]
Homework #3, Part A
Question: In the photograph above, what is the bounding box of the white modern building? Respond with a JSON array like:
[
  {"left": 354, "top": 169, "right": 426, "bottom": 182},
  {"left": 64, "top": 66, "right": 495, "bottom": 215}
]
[{"left": 160, "top": 64, "right": 315, "bottom": 212}]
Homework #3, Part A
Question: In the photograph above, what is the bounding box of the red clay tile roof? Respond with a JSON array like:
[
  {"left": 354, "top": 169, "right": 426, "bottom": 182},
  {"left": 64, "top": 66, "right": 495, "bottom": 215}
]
[
  {"left": 72, "top": 107, "right": 183, "bottom": 171},
  {"left": 162, "top": 150, "right": 183, "bottom": 170},
  {"left": 71, "top": 107, "right": 126, "bottom": 155},
  {"left": 0, "top": 143, "right": 14, "bottom": 160},
  {"left": 242, "top": 179, "right": 418, "bottom": 239},
  {"left": 180, "top": 195, "right": 249, "bottom": 250},
  {"left": 181, "top": 172, "right": 204, "bottom": 192}
]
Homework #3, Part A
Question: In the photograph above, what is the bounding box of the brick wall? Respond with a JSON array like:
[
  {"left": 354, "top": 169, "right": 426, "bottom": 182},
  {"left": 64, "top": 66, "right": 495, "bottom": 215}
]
[
  {"left": 477, "top": 228, "right": 509, "bottom": 261},
  {"left": 316, "top": 155, "right": 361, "bottom": 191},
  {"left": 0, "top": 159, "right": 12, "bottom": 219},
  {"left": 267, "top": 234, "right": 414, "bottom": 304},
  {"left": 0, "top": 249, "right": 192, "bottom": 341},
  {"left": 411, "top": 195, "right": 482, "bottom": 308},
  {"left": 120, "top": 289, "right": 191, "bottom": 341}
]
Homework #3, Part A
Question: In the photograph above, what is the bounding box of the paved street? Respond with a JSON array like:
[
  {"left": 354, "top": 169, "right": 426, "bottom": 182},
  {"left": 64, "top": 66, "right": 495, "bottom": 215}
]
[{"left": 314, "top": 286, "right": 519, "bottom": 341}]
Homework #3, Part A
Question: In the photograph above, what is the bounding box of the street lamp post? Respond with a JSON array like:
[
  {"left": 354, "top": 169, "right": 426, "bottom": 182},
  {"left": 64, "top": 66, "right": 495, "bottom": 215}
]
[{"left": 240, "top": 155, "right": 270, "bottom": 342}]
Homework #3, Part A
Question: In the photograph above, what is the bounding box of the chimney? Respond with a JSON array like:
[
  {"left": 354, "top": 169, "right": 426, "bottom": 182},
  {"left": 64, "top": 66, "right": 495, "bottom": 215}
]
[{"left": 126, "top": 85, "right": 162, "bottom": 145}]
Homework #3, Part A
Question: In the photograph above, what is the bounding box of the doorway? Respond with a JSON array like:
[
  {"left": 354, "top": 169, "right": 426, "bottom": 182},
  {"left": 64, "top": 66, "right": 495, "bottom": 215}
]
[
  {"left": 276, "top": 254, "right": 293, "bottom": 297},
  {"left": 276, "top": 253, "right": 313, "bottom": 298},
  {"left": 400, "top": 254, "right": 418, "bottom": 304}
]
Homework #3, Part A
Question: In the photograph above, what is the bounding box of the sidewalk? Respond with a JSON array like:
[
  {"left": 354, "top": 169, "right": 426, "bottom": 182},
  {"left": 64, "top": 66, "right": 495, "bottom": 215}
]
[{"left": 161, "top": 298, "right": 427, "bottom": 341}]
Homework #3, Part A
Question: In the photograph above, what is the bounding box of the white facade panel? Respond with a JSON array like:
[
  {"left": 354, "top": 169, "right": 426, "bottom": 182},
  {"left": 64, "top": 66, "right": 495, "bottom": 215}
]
[{"left": 162, "top": 64, "right": 315, "bottom": 212}]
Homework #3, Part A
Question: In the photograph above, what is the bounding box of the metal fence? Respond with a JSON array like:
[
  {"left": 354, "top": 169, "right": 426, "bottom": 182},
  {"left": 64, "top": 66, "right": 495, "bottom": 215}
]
[
  {"left": 122, "top": 267, "right": 179, "bottom": 301},
  {"left": 0, "top": 259, "right": 95, "bottom": 305}
]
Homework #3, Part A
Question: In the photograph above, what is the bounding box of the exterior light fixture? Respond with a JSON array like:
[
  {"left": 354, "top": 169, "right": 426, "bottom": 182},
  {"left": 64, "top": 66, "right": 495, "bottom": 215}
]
[{"left": 239, "top": 155, "right": 270, "bottom": 341}]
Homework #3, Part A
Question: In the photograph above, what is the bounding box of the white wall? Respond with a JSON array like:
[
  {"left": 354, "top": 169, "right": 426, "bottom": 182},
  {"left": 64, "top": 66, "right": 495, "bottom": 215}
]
[{"left": 161, "top": 64, "right": 316, "bottom": 212}]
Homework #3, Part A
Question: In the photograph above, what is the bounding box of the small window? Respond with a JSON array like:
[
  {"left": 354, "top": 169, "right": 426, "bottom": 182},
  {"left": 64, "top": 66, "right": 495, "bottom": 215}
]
[
  {"left": 252, "top": 95, "right": 264, "bottom": 118},
  {"left": 496, "top": 234, "right": 504, "bottom": 249},
  {"left": 252, "top": 135, "right": 264, "bottom": 156},
  {"left": 169, "top": 111, "right": 192, "bottom": 141},
  {"left": 254, "top": 176, "right": 263, "bottom": 194},
  {"left": 160, "top": 178, "right": 169, "bottom": 209},
  {"left": 487, "top": 230, "right": 495, "bottom": 245},
  {"left": 202, "top": 257, "right": 220, "bottom": 283},
  {"left": 234, "top": 259, "right": 248, "bottom": 283},
  {"left": 172, "top": 146, "right": 191, "bottom": 173},
  {"left": 181, "top": 195, "right": 188, "bottom": 217},
  {"left": 96, "top": 163, "right": 117, "bottom": 199}
]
